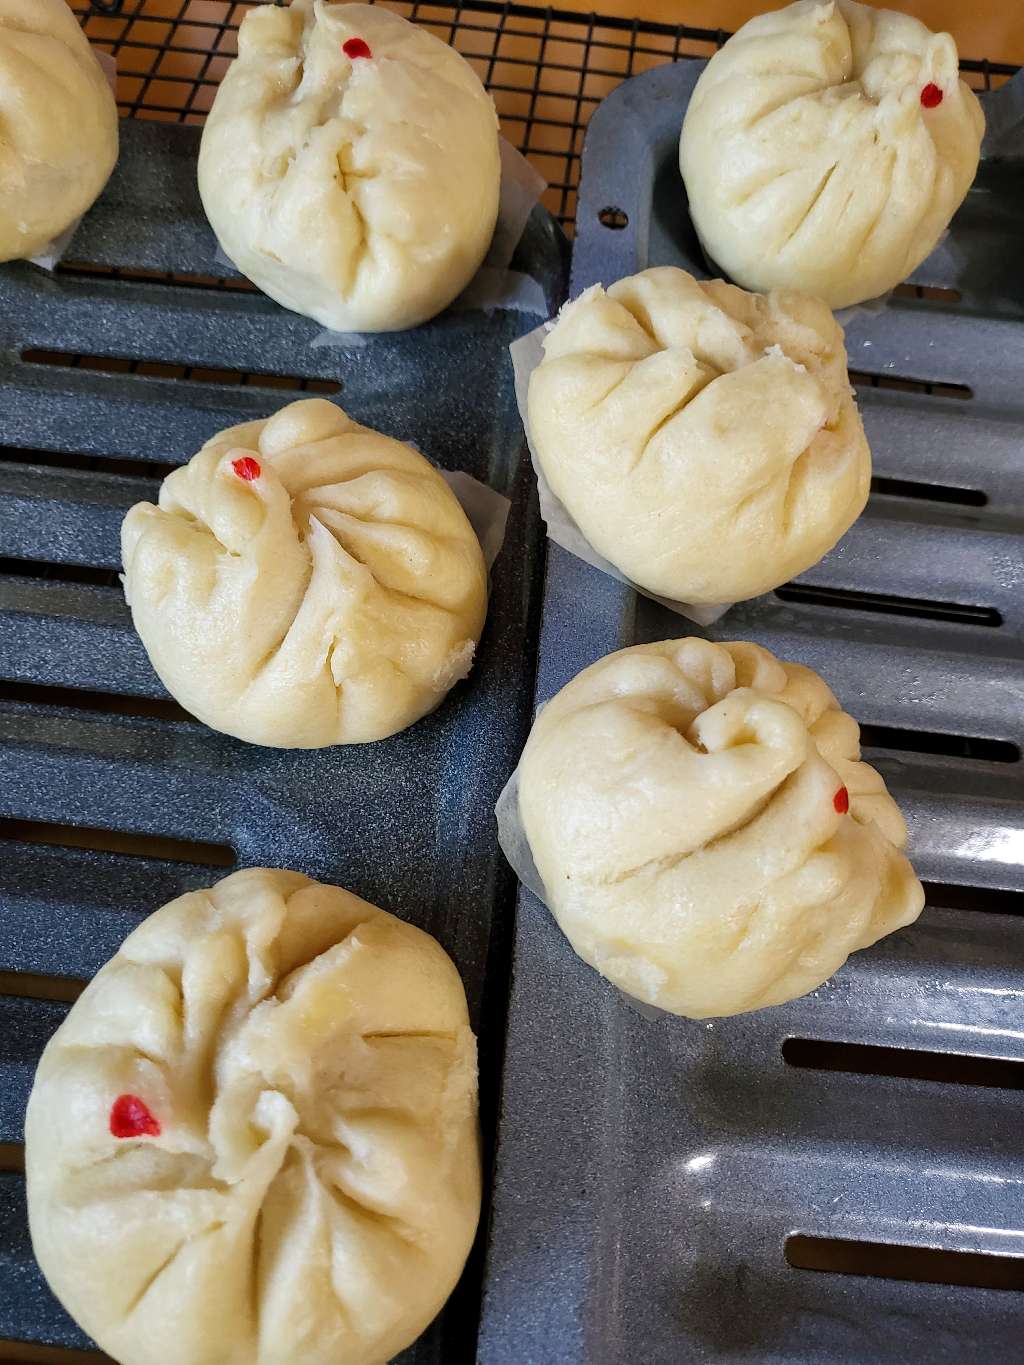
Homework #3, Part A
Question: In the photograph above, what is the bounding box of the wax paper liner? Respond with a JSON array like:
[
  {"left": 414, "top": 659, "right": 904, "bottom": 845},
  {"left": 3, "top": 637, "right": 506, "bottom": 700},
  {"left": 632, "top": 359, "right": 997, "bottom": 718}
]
[
  {"left": 311, "top": 137, "right": 548, "bottom": 347},
  {"left": 495, "top": 755, "right": 669, "bottom": 1023},
  {"left": 28, "top": 50, "right": 119, "bottom": 272},
  {"left": 439, "top": 469, "right": 510, "bottom": 572},
  {"left": 510, "top": 319, "right": 731, "bottom": 628}
]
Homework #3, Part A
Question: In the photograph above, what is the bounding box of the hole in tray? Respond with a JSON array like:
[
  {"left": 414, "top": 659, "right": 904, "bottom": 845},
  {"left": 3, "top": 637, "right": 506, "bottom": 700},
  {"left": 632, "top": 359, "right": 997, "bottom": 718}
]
[
  {"left": 0, "top": 1341, "right": 110, "bottom": 1365},
  {"left": 0, "top": 1343, "right": 111, "bottom": 1365},
  {"left": 785, "top": 1235, "right": 1024, "bottom": 1292},
  {"left": 0, "top": 818, "right": 234, "bottom": 867},
  {"left": 0, "top": 681, "right": 193, "bottom": 724},
  {"left": 783, "top": 1038, "right": 1024, "bottom": 1091},
  {"left": 773, "top": 583, "right": 1001, "bottom": 628},
  {"left": 858, "top": 724, "right": 1019, "bottom": 764},
  {"left": 849, "top": 369, "right": 972, "bottom": 400},
  {"left": 0, "top": 444, "right": 179, "bottom": 482},
  {"left": 0, "top": 1341, "right": 155, "bottom": 1363},
  {"left": 598, "top": 205, "right": 628, "bottom": 229},
  {"left": 0, "top": 556, "right": 120, "bottom": 590},
  {"left": 57, "top": 260, "right": 259, "bottom": 294},
  {"left": 870, "top": 475, "right": 987, "bottom": 508},
  {"left": 20, "top": 349, "right": 340, "bottom": 395},
  {"left": 0, "top": 971, "right": 83, "bottom": 1004},
  {"left": 891, "top": 283, "right": 963, "bottom": 304},
  {"left": 923, "top": 882, "right": 1024, "bottom": 916},
  {"left": 0, "top": 1142, "right": 23, "bottom": 1174}
]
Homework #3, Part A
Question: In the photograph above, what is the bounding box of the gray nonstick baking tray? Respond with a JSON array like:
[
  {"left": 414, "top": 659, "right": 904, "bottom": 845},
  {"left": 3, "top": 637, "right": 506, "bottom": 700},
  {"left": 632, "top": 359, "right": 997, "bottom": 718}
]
[
  {"left": 0, "top": 117, "right": 567, "bottom": 1360},
  {"left": 481, "top": 60, "right": 1024, "bottom": 1365}
]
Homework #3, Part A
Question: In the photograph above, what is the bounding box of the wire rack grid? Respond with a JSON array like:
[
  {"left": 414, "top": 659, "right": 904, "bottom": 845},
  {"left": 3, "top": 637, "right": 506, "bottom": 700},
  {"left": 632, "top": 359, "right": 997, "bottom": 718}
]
[{"left": 72, "top": 0, "right": 1018, "bottom": 239}]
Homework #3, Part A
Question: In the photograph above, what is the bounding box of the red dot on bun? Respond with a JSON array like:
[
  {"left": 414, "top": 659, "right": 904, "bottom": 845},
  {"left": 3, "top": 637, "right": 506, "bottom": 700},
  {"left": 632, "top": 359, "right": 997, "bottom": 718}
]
[
  {"left": 920, "top": 83, "right": 943, "bottom": 109},
  {"left": 343, "top": 37, "right": 372, "bottom": 60},
  {"left": 110, "top": 1094, "right": 161, "bottom": 1139},
  {"left": 231, "top": 456, "right": 261, "bottom": 482},
  {"left": 833, "top": 786, "right": 850, "bottom": 815}
]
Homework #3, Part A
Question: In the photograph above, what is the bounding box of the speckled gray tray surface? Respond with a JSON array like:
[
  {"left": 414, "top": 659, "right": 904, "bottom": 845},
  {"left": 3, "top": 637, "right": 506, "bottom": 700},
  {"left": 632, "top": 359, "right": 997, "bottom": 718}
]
[
  {"left": 0, "top": 118, "right": 567, "bottom": 1361},
  {"left": 480, "top": 61, "right": 1024, "bottom": 1365}
]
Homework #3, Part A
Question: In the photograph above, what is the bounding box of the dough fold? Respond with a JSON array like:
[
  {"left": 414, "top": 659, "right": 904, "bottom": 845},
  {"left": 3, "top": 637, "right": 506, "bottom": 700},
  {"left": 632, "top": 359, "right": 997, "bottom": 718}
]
[
  {"left": 121, "top": 398, "right": 488, "bottom": 747},
  {"left": 528, "top": 267, "right": 870, "bottom": 604},
  {"left": 0, "top": 0, "right": 119, "bottom": 262},
  {"left": 198, "top": 0, "right": 501, "bottom": 331},
  {"left": 517, "top": 638, "right": 924, "bottom": 1017},
  {"left": 26, "top": 868, "right": 481, "bottom": 1365},
  {"left": 679, "top": 0, "right": 984, "bottom": 308}
]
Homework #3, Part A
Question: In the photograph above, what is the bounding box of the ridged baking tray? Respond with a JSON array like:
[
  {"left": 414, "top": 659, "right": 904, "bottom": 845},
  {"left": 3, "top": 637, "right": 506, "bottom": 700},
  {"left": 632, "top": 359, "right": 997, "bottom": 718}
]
[
  {"left": 0, "top": 117, "right": 568, "bottom": 1360},
  {"left": 481, "top": 60, "right": 1024, "bottom": 1364}
]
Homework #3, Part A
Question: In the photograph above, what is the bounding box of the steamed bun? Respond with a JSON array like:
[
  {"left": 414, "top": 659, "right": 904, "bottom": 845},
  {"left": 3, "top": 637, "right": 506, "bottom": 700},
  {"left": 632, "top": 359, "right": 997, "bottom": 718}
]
[
  {"left": 26, "top": 868, "right": 481, "bottom": 1365},
  {"left": 0, "top": 0, "right": 119, "bottom": 262},
  {"left": 198, "top": 0, "right": 501, "bottom": 332},
  {"left": 516, "top": 638, "right": 924, "bottom": 1018},
  {"left": 527, "top": 267, "right": 870, "bottom": 605},
  {"left": 121, "top": 399, "right": 488, "bottom": 747},
  {"left": 679, "top": 0, "right": 984, "bottom": 309}
]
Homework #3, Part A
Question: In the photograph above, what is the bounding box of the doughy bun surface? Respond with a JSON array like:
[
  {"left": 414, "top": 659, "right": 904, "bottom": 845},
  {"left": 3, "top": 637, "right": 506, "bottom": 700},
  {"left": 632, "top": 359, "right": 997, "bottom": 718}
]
[
  {"left": 528, "top": 267, "right": 870, "bottom": 605},
  {"left": 518, "top": 638, "right": 924, "bottom": 1018},
  {"left": 121, "top": 399, "right": 488, "bottom": 748},
  {"left": 26, "top": 868, "right": 481, "bottom": 1365},
  {"left": 679, "top": 0, "right": 984, "bottom": 308},
  {"left": 198, "top": 0, "right": 501, "bottom": 331},
  {"left": 0, "top": 0, "right": 119, "bottom": 261}
]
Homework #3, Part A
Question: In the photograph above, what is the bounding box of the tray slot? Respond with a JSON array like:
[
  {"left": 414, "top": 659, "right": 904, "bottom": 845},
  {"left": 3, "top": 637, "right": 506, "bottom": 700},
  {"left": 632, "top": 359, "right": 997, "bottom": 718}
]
[
  {"left": 773, "top": 584, "right": 1002, "bottom": 629},
  {"left": 1, "top": 370, "right": 312, "bottom": 450},
  {"left": 850, "top": 370, "right": 973, "bottom": 401},
  {"left": 57, "top": 261, "right": 257, "bottom": 296},
  {"left": 785, "top": 1235, "right": 1024, "bottom": 1292},
  {"left": 21, "top": 349, "right": 340, "bottom": 397},
  {"left": 924, "top": 882, "right": 1024, "bottom": 915},
  {"left": 0, "top": 446, "right": 179, "bottom": 482},
  {"left": 891, "top": 283, "right": 963, "bottom": 305},
  {"left": 0, "top": 820, "right": 233, "bottom": 869},
  {"left": 781, "top": 1038, "right": 1024, "bottom": 1090},
  {"left": 0, "top": 561, "right": 120, "bottom": 591},
  {"left": 859, "top": 725, "right": 1019, "bottom": 764},
  {"left": 0, "top": 683, "right": 190, "bottom": 725},
  {"left": 0, "top": 977, "right": 77, "bottom": 1007},
  {"left": 0, "top": 1340, "right": 110, "bottom": 1364},
  {"left": 869, "top": 475, "right": 987, "bottom": 508},
  {"left": 1, "top": 275, "right": 335, "bottom": 390}
]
